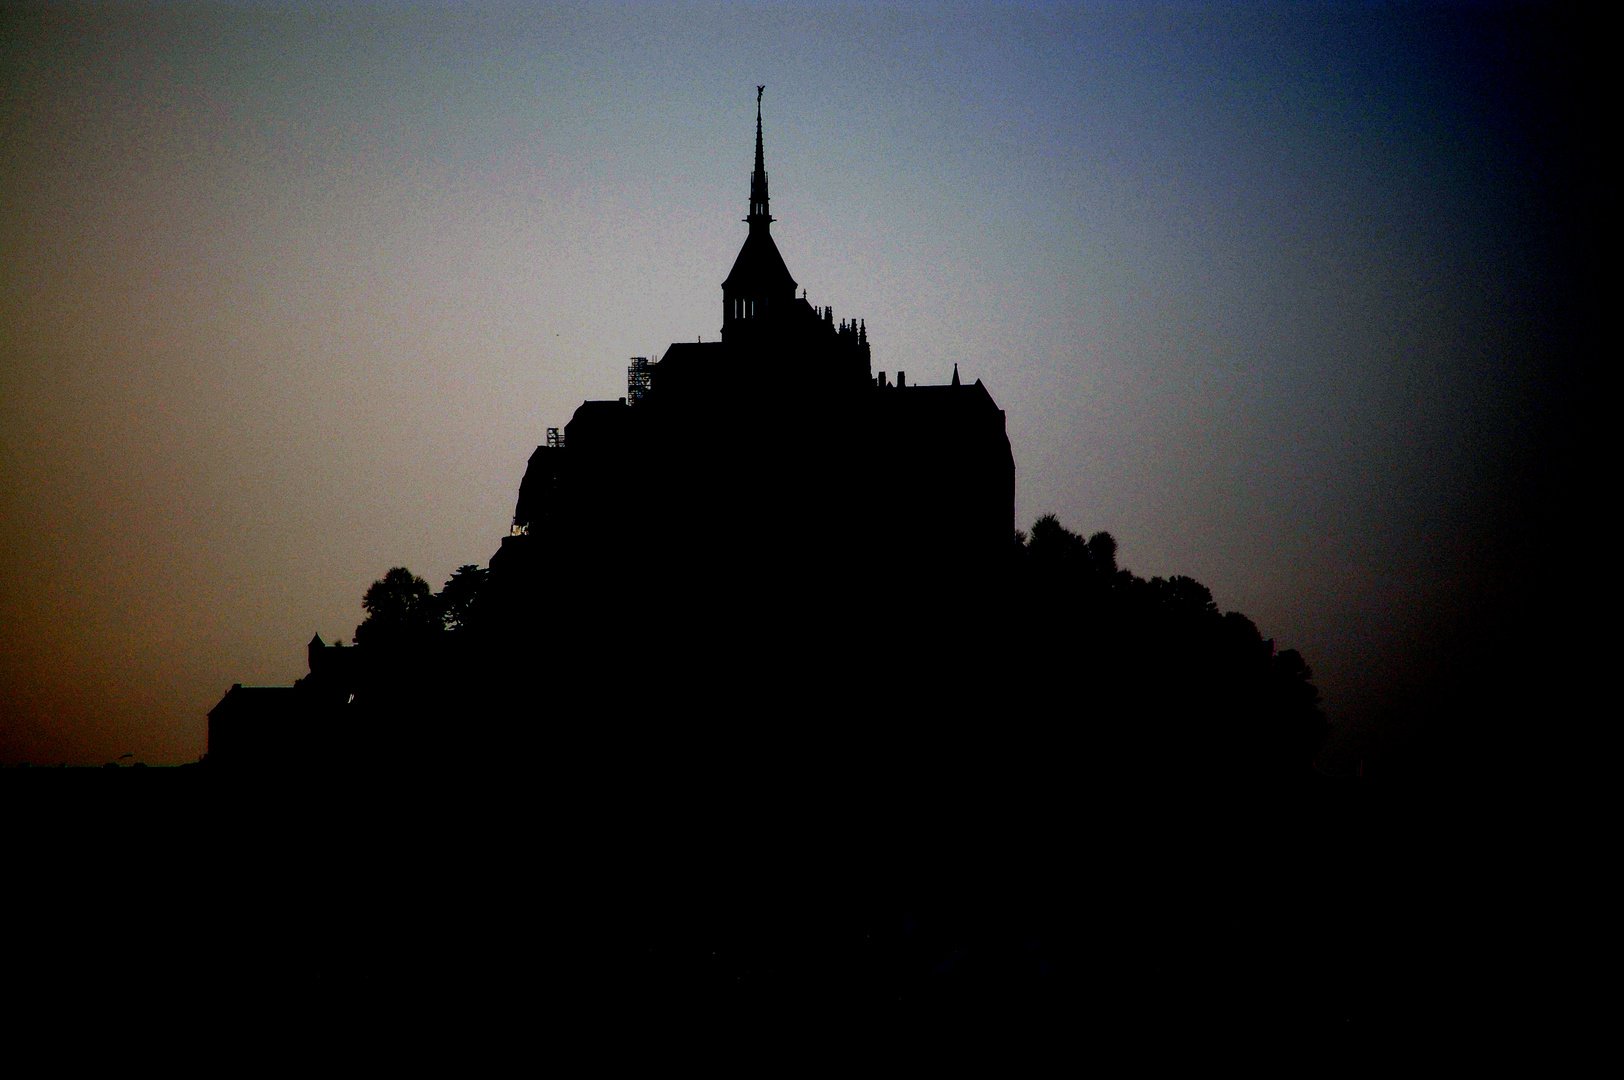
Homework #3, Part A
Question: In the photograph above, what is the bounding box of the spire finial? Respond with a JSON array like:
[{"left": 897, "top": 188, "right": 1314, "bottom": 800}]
[
  {"left": 754, "top": 87, "right": 766, "bottom": 175},
  {"left": 952, "top": 362, "right": 961, "bottom": 386}
]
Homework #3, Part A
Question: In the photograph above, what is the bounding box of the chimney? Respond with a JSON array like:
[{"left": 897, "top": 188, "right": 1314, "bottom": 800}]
[
  {"left": 897, "top": 371, "right": 906, "bottom": 388},
  {"left": 877, "top": 371, "right": 886, "bottom": 388}
]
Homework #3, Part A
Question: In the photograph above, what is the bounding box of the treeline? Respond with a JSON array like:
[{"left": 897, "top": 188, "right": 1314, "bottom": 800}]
[
  {"left": 344, "top": 514, "right": 1324, "bottom": 783},
  {"left": 352, "top": 564, "right": 487, "bottom": 645},
  {"left": 1010, "top": 514, "right": 1324, "bottom": 779}
]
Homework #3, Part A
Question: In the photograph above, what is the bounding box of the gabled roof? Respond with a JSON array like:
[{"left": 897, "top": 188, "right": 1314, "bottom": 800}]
[
  {"left": 658, "top": 341, "right": 728, "bottom": 365},
  {"left": 650, "top": 340, "right": 732, "bottom": 401},
  {"left": 207, "top": 683, "right": 296, "bottom": 720},
  {"left": 879, "top": 377, "right": 1003, "bottom": 413},
  {"left": 721, "top": 229, "right": 797, "bottom": 296},
  {"left": 564, "top": 398, "right": 632, "bottom": 451}
]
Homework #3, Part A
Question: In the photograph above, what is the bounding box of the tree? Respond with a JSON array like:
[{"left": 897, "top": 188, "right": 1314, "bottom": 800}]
[
  {"left": 1086, "top": 531, "right": 1117, "bottom": 574},
  {"left": 355, "top": 567, "right": 437, "bottom": 645},
  {"left": 437, "top": 564, "right": 486, "bottom": 632},
  {"left": 1027, "top": 513, "right": 1086, "bottom": 567},
  {"left": 1025, "top": 515, "right": 1118, "bottom": 583}
]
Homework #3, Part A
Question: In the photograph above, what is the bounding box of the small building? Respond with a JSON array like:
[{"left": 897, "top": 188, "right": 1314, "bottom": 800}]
[{"left": 205, "top": 635, "right": 357, "bottom": 766}]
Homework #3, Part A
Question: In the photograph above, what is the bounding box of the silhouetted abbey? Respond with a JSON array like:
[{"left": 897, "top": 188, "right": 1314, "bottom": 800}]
[
  {"left": 188, "top": 91, "right": 1348, "bottom": 1034},
  {"left": 496, "top": 88, "right": 1012, "bottom": 583},
  {"left": 205, "top": 93, "right": 1324, "bottom": 786},
  {"left": 208, "top": 90, "right": 1015, "bottom": 766}
]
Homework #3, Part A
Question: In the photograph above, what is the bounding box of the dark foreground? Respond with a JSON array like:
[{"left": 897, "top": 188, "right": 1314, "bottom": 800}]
[
  {"left": 9, "top": 531, "right": 1573, "bottom": 1058},
  {"left": 7, "top": 764, "right": 1550, "bottom": 1062}
]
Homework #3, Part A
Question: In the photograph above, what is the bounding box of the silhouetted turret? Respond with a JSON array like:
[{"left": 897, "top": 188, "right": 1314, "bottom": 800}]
[{"left": 722, "top": 87, "right": 797, "bottom": 346}]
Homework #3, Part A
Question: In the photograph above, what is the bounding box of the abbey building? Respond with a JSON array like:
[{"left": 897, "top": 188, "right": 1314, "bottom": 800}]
[
  {"left": 493, "top": 89, "right": 1013, "bottom": 583},
  {"left": 205, "top": 90, "right": 1015, "bottom": 766}
]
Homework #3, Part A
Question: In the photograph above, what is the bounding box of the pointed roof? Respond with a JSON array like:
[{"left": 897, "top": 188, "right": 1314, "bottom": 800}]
[
  {"left": 722, "top": 230, "right": 797, "bottom": 295},
  {"left": 723, "top": 86, "right": 796, "bottom": 297}
]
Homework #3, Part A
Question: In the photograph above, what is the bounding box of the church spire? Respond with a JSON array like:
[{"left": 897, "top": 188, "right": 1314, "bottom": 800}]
[
  {"left": 748, "top": 85, "right": 772, "bottom": 231},
  {"left": 721, "top": 87, "right": 796, "bottom": 342}
]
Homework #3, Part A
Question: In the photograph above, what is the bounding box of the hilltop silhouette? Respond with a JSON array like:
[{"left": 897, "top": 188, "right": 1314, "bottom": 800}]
[
  {"left": 162, "top": 91, "right": 1411, "bottom": 1040},
  {"left": 206, "top": 91, "right": 1322, "bottom": 790},
  {"left": 6, "top": 92, "right": 1545, "bottom": 1054},
  {"left": 270, "top": 508, "right": 1324, "bottom": 791}
]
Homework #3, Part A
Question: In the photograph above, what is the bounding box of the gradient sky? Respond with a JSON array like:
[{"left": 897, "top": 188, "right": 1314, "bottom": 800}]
[{"left": 0, "top": 3, "right": 1588, "bottom": 765}]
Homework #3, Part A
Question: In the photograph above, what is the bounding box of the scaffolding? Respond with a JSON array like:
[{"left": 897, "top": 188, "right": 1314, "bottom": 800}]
[{"left": 627, "top": 356, "right": 652, "bottom": 406}]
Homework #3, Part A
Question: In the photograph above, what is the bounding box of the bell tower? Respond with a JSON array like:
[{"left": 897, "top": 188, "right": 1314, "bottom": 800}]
[{"left": 721, "top": 86, "right": 797, "bottom": 343}]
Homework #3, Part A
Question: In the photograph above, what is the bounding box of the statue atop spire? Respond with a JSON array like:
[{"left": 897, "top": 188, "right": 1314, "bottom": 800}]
[
  {"left": 748, "top": 86, "right": 771, "bottom": 230},
  {"left": 756, "top": 86, "right": 766, "bottom": 172}
]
